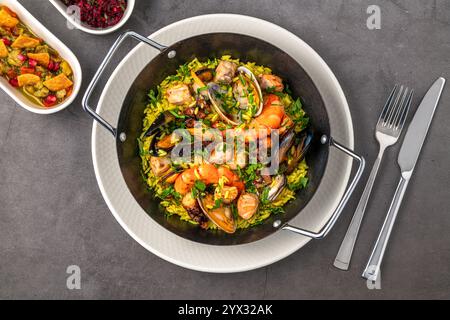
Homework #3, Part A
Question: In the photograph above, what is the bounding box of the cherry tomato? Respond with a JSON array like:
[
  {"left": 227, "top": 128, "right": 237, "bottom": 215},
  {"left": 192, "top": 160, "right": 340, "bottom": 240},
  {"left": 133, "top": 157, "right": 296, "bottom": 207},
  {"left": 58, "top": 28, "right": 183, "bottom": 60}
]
[
  {"left": 2, "top": 38, "right": 11, "bottom": 46},
  {"left": 43, "top": 95, "right": 57, "bottom": 107},
  {"left": 9, "top": 78, "right": 19, "bottom": 87}
]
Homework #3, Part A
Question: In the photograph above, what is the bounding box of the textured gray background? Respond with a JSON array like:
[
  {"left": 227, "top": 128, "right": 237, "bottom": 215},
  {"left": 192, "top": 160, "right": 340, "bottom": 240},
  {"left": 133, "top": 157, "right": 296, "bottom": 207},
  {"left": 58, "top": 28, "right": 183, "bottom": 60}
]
[{"left": 0, "top": 0, "right": 449, "bottom": 300}]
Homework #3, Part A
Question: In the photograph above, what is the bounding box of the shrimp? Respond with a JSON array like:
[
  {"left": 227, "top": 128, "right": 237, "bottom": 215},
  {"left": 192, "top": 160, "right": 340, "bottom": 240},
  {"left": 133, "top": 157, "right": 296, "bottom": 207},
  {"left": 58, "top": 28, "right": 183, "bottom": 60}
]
[
  {"left": 217, "top": 166, "right": 245, "bottom": 194},
  {"left": 174, "top": 167, "right": 197, "bottom": 195},
  {"left": 246, "top": 94, "right": 294, "bottom": 148},
  {"left": 174, "top": 163, "right": 219, "bottom": 195},
  {"left": 254, "top": 94, "right": 285, "bottom": 129},
  {"left": 247, "top": 94, "right": 289, "bottom": 138}
]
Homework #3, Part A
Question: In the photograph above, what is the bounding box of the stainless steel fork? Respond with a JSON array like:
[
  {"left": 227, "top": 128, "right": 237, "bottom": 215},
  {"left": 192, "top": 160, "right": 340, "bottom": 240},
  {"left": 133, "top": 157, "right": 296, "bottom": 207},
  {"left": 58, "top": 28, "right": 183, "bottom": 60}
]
[{"left": 334, "top": 85, "right": 413, "bottom": 270}]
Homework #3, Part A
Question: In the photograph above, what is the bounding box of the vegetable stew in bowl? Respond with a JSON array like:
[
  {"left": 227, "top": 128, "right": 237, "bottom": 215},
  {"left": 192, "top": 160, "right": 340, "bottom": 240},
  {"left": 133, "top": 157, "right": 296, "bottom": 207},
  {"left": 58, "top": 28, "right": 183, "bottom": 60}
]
[{"left": 0, "top": 5, "right": 74, "bottom": 108}]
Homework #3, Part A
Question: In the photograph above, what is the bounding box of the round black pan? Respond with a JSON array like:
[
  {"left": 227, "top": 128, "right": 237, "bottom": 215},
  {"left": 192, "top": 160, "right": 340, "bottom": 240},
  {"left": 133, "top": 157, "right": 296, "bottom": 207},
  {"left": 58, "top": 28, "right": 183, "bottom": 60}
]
[{"left": 116, "top": 33, "right": 330, "bottom": 245}]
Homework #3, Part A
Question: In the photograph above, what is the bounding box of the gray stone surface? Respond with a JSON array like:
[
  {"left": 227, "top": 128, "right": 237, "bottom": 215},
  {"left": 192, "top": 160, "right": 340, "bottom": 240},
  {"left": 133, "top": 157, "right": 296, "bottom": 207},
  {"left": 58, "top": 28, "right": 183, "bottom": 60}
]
[{"left": 1, "top": 0, "right": 449, "bottom": 299}]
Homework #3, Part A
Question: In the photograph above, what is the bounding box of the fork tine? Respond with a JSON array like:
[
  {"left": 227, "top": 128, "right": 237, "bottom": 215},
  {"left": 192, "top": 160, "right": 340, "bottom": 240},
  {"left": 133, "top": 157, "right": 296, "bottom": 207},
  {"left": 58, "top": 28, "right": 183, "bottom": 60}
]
[
  {"left": 385, "top": 85, "right": 404, "bottom": 126},
  {"left": 396, "top": 89, "right": 414, "bottom": 130},
  {"left": 390, "top": 87, "right": 409, "bottom": 128},
  {"left": 378, "top": 85, "right": 399, "bottom": 125}
]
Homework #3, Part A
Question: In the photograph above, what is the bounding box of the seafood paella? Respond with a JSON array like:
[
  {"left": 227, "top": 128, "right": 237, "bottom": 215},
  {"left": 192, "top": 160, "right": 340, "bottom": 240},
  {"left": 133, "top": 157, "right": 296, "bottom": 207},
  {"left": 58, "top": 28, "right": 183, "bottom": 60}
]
[{"left": 139, "top": 56, "right": 312, "bottom": 234}]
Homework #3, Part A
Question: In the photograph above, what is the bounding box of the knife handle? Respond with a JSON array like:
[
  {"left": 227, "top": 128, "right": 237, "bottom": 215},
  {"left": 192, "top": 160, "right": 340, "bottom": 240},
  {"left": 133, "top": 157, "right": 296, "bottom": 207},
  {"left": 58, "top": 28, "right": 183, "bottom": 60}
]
[{"left": 362, "top": 175, "right": 410, "bottom": 281}]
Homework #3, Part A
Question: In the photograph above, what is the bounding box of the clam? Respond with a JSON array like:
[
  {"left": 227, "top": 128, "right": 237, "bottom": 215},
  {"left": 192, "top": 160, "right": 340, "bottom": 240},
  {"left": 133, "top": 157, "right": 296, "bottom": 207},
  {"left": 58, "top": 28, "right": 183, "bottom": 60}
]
[
  {"left": 235, "top": 66, "right": 264, "bottom": 116},
  {"left": 207, "top": 82, "right": 242, "bottom": 126},
  {"left": 267, "top": 174, "right": 287, "bottom": 201},
  {"left": 286, "top": 130, "right": 314, "bottom": 174},
  {"left": 208, "top": 67, "right": 264, "bottom": 125},
  {"left": 198, "top": 194, "right": 236, "bottom": 234}
]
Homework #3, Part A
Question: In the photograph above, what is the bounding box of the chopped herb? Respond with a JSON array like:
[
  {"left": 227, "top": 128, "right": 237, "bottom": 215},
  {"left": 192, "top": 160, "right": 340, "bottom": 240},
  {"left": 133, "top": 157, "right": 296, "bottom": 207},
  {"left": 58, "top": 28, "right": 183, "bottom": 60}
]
[
  {"left": 197, "top": 86, "right": 208, "bottom": 94},
  {"left": 239, "top": 74, "right": 246, "bottom": 85},
  {"left": 158, "top": 186, "right": 181, "bottom": 201},
  {"left": 194, "top": 180, "right": 207, "bottom": 192},
  {"left": 169, "top": 110, "right": 185, "bottom": 119},
  {"left": 212, "top": 199, "right": 223, "bottom": 210},
  {"left": 148, "top": 89, "right": 158, "bottom": 104},
  {"left": 261, "top": 187, "right": 270, "bottom": 205}
]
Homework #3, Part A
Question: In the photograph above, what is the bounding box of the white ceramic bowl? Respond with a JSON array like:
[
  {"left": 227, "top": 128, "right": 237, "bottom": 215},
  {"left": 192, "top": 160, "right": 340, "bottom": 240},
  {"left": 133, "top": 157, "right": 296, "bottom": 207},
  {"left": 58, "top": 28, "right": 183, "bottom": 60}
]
[
  {"left": 91, "top": 15, "right": 354, "bottom": 273},
  {"left": 0, "top": 0, "right": 82, "bottom": 114},
  {"left": 49, "top": 0, "right": 135, "bottom": 35}
]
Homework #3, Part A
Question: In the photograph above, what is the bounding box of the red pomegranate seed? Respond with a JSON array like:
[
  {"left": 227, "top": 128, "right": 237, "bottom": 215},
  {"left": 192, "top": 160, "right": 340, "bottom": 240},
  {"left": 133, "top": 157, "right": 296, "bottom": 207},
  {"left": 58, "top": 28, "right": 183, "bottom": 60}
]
[
  {"left": 9, "top": 78, "right": 19, "bottom": 87},
  {"left": 2, "top": 38, "right": 11, "bottom": 46},
  {"left": 48, "top": 60, "right": 55, "bottom": 71},
  {"left": 61, "top": 0, "right": 127, "bottom": 29},
  {"left": 17, "top": 53, "right": 27, "bottom": 62},
  {"left": 28, "top": 58, "right": 38, "bottom": 67},
  {"left": 53, "top": 62, "right": 60, "bottom": 71}
]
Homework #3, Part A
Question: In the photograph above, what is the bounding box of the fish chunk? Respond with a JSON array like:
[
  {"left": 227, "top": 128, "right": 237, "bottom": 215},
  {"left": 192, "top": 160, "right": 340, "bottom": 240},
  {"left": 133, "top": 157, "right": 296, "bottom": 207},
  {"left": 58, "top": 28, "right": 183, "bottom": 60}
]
[
  {"left": 166, "top": 84, "right": 192, "bottom": 105},
  {"left": 258, "top": 74, "right": 284, "bottom": 92},
  {"left": 214, "top": 60, "right": 237, "bottom": 84}
]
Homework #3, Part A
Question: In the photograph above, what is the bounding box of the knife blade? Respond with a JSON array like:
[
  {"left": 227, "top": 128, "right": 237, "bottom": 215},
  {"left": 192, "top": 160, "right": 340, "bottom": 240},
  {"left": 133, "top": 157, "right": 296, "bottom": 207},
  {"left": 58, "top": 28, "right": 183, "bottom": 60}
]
[
  {"left": 363, "top": 77, "right": 446, "bottom": 281},
  {"left": 398, "top": 77, "right": 446, "bottom": 175}
]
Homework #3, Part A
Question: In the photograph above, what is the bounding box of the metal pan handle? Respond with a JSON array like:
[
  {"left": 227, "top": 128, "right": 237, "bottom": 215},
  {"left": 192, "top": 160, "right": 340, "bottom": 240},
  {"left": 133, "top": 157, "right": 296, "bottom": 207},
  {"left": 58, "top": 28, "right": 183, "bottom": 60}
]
[
  {"left": 82, "top": 31, "right": 168, "bottom": 137},
  {"left": 273, "top": 135, "right": 365, "bottom": 239}
]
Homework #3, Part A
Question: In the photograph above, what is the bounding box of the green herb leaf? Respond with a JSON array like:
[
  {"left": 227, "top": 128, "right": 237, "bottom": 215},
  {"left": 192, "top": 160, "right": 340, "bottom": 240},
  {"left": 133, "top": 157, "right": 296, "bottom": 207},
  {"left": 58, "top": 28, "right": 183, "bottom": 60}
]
[
  {"left": 261, "top": 187, "right": 270, "bottom": 205},
  {"left": 212, "top": 199, "right": 223, "bottom": 210},
  {"left": 168, "top": 110, "right": 186, "bottom": 119},
  {"left": 194, "top": 180, "right": 206, "bottom": 191}
]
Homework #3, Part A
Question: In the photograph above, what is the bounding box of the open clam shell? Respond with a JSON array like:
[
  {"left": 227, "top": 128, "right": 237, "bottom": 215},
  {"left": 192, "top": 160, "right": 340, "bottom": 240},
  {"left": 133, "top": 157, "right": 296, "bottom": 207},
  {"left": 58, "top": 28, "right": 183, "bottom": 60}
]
[
  {"left": 236, "top": 66, "right": 264, "bottom": 116},
  {"left": 267, "top": 174, "right": 287, "bottom": 201},
  {"left": 198, "top": 194, "right": 236, "bottom": 234},
  {"left": 207, "top": 82, "right": 242, "bottom": 126}
]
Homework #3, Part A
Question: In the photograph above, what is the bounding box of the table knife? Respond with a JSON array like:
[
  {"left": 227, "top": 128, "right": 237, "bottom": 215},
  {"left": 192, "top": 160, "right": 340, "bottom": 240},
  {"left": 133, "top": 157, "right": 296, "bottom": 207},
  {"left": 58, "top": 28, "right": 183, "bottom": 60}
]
[{"left": 362, "top": 77, "right": 446, "bottom": 282}]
